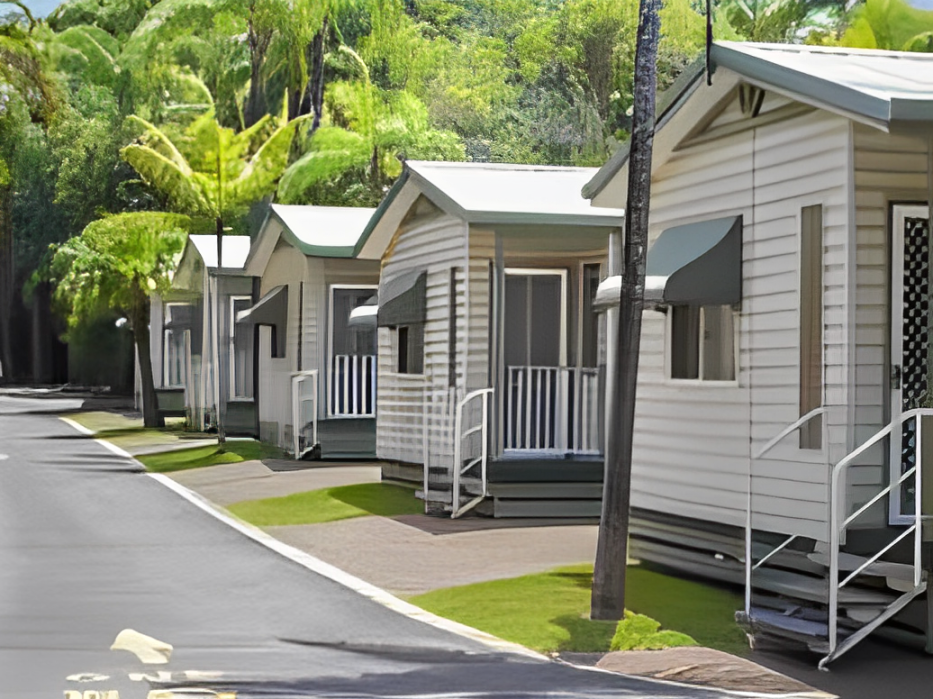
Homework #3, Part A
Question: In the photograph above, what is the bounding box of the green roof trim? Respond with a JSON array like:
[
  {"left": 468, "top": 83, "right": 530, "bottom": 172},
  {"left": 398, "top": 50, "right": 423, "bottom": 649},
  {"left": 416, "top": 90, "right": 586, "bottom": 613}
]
[{"left": 270, "top": 208, "right": 356, "bottom": 258}]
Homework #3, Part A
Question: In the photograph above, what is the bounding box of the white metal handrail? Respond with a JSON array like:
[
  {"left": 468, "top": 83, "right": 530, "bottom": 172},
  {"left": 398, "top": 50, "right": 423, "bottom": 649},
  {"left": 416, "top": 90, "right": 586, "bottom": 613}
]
[
  {"left": 822, "top": 408, "right": 932, "bottom": 667},
  {"left": 452, "top": 388, "right": 494, "bottom": 519},
  {"left": 745, "top": 407, "right": 828, "bottom": 615},
  {"left": 291, "top": 370, "right": 319, "bottom": 460},
  {"left": 505, "top": 366, "right": 600, "bottom": 453},
  {"left": 330, "top": 354, "right": 376, "bottom": 417}
]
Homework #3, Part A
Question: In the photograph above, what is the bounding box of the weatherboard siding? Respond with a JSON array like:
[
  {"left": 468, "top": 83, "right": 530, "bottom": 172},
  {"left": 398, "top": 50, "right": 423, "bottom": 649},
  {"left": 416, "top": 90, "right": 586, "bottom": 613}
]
[
  {"left": 850, "top": 126, "right": 930, "bottom": 524},
  {"left": 627, "top": 106, "right": 851, "bottom": 541},
  {"left": 376, "top": 205, "right": 468, "bottom": 464},
  {"left": 257, "top": 242, "right": 305, "bottom": 450}
]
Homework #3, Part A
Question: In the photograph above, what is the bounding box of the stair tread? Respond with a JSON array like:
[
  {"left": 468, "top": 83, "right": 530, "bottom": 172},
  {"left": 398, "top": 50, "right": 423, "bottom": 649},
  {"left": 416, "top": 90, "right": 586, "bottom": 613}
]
[
  {"left": 807, "top": 551, "right": 918, "bottom": 581},
  {"left": 755, "top": 567, "right": 897, "bottom": 606},
  {"left": 746, "top": 607, "right": 833, "bottom": 638}
]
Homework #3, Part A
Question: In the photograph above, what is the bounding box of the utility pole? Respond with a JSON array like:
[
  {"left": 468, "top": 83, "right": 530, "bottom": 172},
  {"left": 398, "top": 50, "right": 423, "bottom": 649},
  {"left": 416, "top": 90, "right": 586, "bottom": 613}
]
[{"left": 591, "top": 0, "right": 662, "bottom": 620}]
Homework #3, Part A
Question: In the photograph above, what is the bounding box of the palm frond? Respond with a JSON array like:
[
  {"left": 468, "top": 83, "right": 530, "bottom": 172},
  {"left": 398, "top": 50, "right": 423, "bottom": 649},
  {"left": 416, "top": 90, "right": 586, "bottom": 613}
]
[{"left": 121, "top": 143, "right": 213, "bottom": 216}]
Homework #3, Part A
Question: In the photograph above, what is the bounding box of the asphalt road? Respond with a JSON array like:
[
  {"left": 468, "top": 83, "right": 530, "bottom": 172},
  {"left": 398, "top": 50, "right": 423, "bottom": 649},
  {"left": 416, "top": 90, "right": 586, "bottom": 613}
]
[{"left": 0, "top": 395, "right": 730, "bottom": 699}]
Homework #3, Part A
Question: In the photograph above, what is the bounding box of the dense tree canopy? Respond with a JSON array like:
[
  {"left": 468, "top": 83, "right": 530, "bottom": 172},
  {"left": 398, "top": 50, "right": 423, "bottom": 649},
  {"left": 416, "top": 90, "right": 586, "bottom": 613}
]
[{"left": 1, "top": 0, "right": 932, "bottom": 384}]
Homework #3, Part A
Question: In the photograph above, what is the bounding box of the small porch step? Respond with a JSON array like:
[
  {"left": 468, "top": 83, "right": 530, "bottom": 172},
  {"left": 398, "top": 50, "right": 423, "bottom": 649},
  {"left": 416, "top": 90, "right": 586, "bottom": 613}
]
[
  {"left": 807, "top": 550, "right": 918, "bottom": 584},
  {"left": 737, "top": 607, "right": 842, "bottom": 653}
]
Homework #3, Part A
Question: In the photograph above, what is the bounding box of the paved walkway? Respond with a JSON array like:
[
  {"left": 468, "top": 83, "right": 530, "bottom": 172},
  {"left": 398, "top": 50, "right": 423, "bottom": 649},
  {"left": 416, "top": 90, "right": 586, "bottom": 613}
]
[{"left": 170, "top": 460, "right": 598, "bottom": 596}]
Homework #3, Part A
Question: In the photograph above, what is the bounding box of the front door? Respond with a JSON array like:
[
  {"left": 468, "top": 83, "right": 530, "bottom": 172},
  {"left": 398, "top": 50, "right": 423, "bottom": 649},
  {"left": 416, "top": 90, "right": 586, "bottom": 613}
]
[
  {"left": 503, "top": 269, "right": 566, "bottom": 451},
  {"left": 890, "top": 205, "right": 930, "bottom": 522}
]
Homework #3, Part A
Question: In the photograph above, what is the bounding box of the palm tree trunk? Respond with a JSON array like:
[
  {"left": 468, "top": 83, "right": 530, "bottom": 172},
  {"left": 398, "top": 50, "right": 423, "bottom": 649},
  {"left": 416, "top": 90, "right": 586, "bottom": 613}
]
[
  {"left": 132, "top": 283, "right": 163, "bottom": 428},
  {"left": 591, "top": 0, "right": 661, "bottom": 621}
]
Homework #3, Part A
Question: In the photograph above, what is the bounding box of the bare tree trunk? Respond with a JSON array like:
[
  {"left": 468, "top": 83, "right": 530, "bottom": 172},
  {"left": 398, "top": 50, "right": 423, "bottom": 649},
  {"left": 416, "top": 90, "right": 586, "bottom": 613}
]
[
  {"left": 591, "top": 0, "right": 661, "bottom": 621},
  {"left": 244, "top": 3, "right": 272, "bottom": 129},
  {"left": 132, "top": 283, "right": 163, "bottom": 429},
  {"left": 0, "top": 187, "right": 13, "bottom": 382}
]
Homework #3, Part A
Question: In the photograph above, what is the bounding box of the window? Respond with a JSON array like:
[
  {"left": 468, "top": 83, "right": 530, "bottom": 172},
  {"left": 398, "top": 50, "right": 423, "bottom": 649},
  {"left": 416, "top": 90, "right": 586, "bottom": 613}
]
[
  {"left": 670, "top": 305, "right": 735, "bottom": 381},
  {"left": 799, "top": 204, "right": 823, "bottom": 449},
  {"left": 229, "top": 296, "right": 253, "bottom": 399},
  {"left": 396, "top": 324, "right": 424, "bottom": 374},
  {"left": 163, "top": 304, "right": 187, "bottom": 388}
]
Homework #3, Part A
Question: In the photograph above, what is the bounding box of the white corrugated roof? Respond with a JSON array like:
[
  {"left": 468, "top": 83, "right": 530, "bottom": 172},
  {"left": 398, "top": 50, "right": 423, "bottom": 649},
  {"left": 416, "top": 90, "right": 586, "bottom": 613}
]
[
  {"left": 271, "top": 204, "right": 376, "bottom": 252},
  {"left": 189, "top": 234, "right": 251, "bottom": 269},
  {"left": 407, "top": 161, "right": 625, "bottom": 223},
  {"left": 719, "top": 42, "right": 933, "bottom": 120}
]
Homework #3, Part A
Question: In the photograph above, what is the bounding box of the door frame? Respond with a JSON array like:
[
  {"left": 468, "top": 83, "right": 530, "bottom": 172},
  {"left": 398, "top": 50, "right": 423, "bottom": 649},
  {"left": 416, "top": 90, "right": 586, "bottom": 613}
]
[
  {"left": 889, "top": 204, "right": 929, "bottom": 524},
  {"left": 503, "top": 267, "right": 568, "bottom": 367},
  {"left": 327, "top": 284, "right": 378, "bottom": 418}
]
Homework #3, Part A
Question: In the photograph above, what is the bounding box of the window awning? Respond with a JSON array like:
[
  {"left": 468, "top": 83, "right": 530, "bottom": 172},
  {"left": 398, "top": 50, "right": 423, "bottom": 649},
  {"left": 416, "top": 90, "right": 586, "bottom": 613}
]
[
  {"left": 348, "top": 294, "right": 378, "bottom": 329},
  {"left": 377, "top": 270, "right": 427, "bottom": 327},
  {"left": 594, "top": 216, "right": 742, "bottom": 311},
  {"left": 236, "top": 285, "right": 288, "bottom": 357}
]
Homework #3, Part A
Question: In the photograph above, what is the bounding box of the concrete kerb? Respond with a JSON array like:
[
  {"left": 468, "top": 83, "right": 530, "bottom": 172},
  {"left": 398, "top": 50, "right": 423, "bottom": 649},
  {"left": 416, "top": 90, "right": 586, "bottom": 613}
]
[{"left": 58, "top": 415, "right": 834, "bottom": 698}]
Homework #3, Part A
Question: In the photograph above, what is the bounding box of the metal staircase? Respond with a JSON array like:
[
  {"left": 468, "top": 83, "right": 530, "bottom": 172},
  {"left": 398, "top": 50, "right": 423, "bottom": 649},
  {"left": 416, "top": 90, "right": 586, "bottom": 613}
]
[
  {"left": 740, "top": 408, "right": 933, "bottom": 668},
  {"left": 418, "top": 387, "right": 494, "bottom": 518}
]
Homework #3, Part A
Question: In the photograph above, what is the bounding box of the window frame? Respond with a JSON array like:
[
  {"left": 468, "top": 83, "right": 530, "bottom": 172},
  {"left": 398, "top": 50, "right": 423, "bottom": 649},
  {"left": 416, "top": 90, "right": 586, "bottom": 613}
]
[
  {"left": 665, "top": 304, "right": 739, "bottom": 386},
  {"left": 228, "top": 295, "right": 254, "bottom": 401},
  {"left": 162, "top": 302, "right": 187, "bottom": 389},
  {"left": 394, "top": 323, "right": 425, "bottom": 375}
]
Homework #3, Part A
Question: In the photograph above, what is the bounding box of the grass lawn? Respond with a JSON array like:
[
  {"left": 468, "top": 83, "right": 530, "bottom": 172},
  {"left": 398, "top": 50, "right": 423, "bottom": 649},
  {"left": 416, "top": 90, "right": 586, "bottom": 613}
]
[
  {"left": 408, "top": 563, "right": 748, "bottom": 656},
  {"left": 139, "top": 440, "right": 284, "bottom": 473},
  {"left": 227, "top": 482, "right": 423, "bottom": 526}
]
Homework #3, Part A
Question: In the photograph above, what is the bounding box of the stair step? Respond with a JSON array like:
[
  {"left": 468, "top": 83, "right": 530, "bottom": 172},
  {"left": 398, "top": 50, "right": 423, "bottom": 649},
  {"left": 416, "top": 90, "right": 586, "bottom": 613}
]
[
  {"left": 807, "top": 551, "right": 919, "bottom": 583},
  {"left": 755, "top": 567, "right": 898, "bottom": 606},
  {"left": 738, "top": 607, "right": 840, "bottom": 653}
]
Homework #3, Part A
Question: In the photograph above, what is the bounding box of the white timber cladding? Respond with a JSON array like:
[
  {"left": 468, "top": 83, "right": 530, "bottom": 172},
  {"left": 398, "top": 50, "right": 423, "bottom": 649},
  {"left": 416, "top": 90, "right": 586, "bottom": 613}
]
[
  {"left": 627, "top": 92, "right": 851, "bottom": 541},
  {"left": 258, "top": 240, "right": 304, "bottom": 449},
  {"left": 376, "top": 200, "right": 468, "bottom": 463},
  {"left": 851, "top": 126, "right": 930, "bottom": 525}
]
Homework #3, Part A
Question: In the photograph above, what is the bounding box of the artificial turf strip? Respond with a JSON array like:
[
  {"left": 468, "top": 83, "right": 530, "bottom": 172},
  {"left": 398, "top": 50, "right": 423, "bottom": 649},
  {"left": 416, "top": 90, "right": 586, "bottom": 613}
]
[
  {"left": 139, "top": 440, "right": 281, "bottom": 473},
  {"left": 227, "top": 482, "right": 424, "bottom": 526},
  {"left": 409, "top": 564, "right": 748, "bottom": 655}
]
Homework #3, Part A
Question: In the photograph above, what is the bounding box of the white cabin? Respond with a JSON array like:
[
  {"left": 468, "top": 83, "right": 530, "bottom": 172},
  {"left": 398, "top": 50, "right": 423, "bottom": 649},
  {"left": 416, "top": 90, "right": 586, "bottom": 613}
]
[
  {"left": 241, "top": 204, "right": 379, "bottom": 458},
  {"left": 150, "top": 234, "right": 254, "bottom": 434},
  {"left": 357, "top": 161, "right": 624, "bottom": 516},
  {"left": 586, "top": 41, "right": 933, "bottom": 664}
]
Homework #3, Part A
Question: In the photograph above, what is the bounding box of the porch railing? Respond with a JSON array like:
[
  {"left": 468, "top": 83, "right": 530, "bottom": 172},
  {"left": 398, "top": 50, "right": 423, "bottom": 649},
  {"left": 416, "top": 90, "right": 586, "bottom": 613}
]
[
  {"left": 505, "top": 365, "right": 600, "bottom": 453},
  {"left": 291, "top": 370, "right": 319, "bottom": 460},
  {"left": 330, "top": 354, "right": 376, "bottom": 417}
]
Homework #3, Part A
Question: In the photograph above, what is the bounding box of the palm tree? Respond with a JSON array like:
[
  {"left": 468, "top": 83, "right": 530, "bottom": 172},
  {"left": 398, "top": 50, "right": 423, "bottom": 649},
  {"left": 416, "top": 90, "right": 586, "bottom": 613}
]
[
  {"left": 120, "top": 110, "right": 309, "bottom": 438},
  {"left": 48, "top": 212, "right": 193, "bottom": 428},
  {"left": 277, "top": 77, "right": 464, "bottom": 204}
]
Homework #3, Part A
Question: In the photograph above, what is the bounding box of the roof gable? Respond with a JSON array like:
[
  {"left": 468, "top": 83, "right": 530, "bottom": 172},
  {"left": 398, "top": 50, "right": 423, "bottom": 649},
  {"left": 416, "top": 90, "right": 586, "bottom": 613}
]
[{"left": 584, "top": 41, "right": 933, "bottom": 201}]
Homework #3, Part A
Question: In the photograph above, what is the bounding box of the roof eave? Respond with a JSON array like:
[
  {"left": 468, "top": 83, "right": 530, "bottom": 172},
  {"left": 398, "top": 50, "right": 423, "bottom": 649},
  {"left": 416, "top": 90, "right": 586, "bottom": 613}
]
[
  {"left": 352, "top": 170, "right": 410, "bottom": 258},
  {"left": 582, "top": 56, "right": 706, "bottom": 200},
  {"left": 465, "top": 210, "right": 625, "bottom": 227}
]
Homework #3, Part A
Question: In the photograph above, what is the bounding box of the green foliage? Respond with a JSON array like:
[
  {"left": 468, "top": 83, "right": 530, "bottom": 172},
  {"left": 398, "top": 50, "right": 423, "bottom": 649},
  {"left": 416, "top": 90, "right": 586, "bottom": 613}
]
[
  {"left": 121, "top": 110, "right": 308, "bottom": 220},
  {"left": 278, "top": 79, "right": 463, "bottom": 204},
  {"left": 228, "top": 482, "right": 423, "bottom": 525},
  {"left": 47, "top": 211, "right": 191, "bottom": 328},
  {"left": 609, "top": 611, "right": 697, "bottom": 651},
  {"left": 50, "top": 0, "right": 154, "bottom": 41},
  {"left": 838, "top": 0, "right": 933, "bottom": 50}
]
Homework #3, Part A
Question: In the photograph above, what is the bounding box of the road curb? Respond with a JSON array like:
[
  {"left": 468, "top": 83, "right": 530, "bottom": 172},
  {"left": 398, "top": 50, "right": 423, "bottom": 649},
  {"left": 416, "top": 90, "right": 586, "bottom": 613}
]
[{"left": 58, "top": 416, "right": 545, "bottom": 661}]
